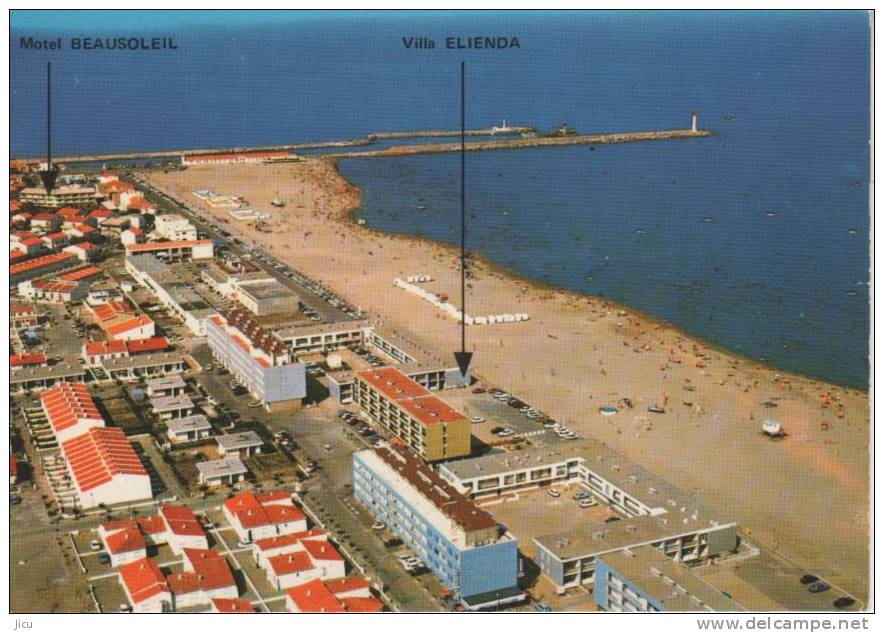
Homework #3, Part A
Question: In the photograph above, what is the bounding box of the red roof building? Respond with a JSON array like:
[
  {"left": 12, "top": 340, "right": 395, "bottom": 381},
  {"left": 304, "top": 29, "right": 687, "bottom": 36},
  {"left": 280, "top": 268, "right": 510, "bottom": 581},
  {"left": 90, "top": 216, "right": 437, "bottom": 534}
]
[
  {"left": 167, "top": 548, "right": 237, "bottom": 605},
  {"left": 182, "top": 151, "right": 290, "bottom": 165},
  {"left": 159, "top": 504, "right": 208, "bottom": 554},
  {"left": 40, "top": 382, "right": 105, "bottom": 442},
  {"left": 106, "top": 314, "right": 155, "bottom": 341},
  {"left": 285, "top": 578, "right": 383, "bottom": 613},
  {"left": 57, "top": 264, "right": 101, "bottom": 281},
  {"left": 91, "top": 299, "right": 135, "bottom": 322},
  {"left": 222, "top": 491, "right": 308, "bottom": 542},
  {"left": 10, "top": 352, "right": 48, "bottom": 368},
  {"left": 118, "top": 557, "right": 171, "bottom": 613},
  {"left": 60, "top": 427, "right": 152, "bottom": 509},
  {"left": 10, "top": 251, "right": 77, "bottom": 283},
  {"left": 211, "top": 598, "right": 255, "bottom": 613},
  {"left": 127, "top": 337, "right": 170, "bottom": 355}
]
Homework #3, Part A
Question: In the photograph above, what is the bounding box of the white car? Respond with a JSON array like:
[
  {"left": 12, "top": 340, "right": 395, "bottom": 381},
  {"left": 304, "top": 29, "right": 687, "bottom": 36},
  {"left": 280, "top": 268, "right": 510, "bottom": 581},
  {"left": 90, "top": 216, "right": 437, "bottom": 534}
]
[
  {"left": 547, "top": 489, "right": 561, "bottom": 498},
  {"left": 470, "top": 416, "right": 485, "bottom": 424},
  {"left": 371, "top": 521, "right": 386, "bottom": 531},
  {"left": 579, "top": 498, "right": 598, "bottom": 508},
  {"left": 89, "top": 539, "right": 102, "bottom": 551},
  {"left": 497, "top": 429, "right": 515, "bottom": 437}
]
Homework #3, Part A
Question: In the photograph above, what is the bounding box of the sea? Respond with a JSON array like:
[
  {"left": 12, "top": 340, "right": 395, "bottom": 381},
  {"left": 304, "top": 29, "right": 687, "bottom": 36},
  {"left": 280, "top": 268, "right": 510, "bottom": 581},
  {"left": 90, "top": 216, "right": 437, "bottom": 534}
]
[{"left": 11, "top": 11, "right": 870, "bottom": 388}]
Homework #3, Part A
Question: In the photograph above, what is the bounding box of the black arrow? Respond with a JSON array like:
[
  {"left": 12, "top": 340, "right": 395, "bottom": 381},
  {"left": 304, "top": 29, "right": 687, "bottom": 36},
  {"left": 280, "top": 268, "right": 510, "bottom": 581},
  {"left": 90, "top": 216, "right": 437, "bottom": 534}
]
[
  {"left": 38, "top": 61, "right": 59, "bottom": 194},
  {"left": 453, "top": 61, "right": 473, "bottom": 380}
]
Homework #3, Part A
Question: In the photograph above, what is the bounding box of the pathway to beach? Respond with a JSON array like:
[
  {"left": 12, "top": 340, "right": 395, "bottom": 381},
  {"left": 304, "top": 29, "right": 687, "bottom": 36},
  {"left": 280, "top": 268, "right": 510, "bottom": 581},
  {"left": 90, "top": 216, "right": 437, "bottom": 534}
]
[{"left": 142, "top": 158, "right": 870, "bottom": 601}]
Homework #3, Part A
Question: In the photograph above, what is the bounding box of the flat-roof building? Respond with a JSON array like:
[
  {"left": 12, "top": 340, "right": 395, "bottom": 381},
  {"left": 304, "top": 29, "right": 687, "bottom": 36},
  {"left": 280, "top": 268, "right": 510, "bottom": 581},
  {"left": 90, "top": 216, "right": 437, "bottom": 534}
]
[
  {"left": 145, "top": 374, "right": 187, "bottom": 398},
  {"left": 234, "top": 279, "right": 299, "bottom": 316},
  {"left": 11, "top": 361, "right": 86, "bottom": 392},
  {"left": 216, "top": 431, "right": 264, "bottom": 458},
  {"left": 166, "top": 415, "right": 212, "bottom": 444},
  {"left": 20, "top": 184, "right": 101, "bottom": 208},
  {"left": 354, "top": 367, "right": 471, "bottom": 462},
  {"left": 150, "top": 394, "right": 197, "bottom": 420},
  {"left": 197, "top": 457, "right": 248, "bottom": 488},
  {"left": 353, "top": 446, "right": 521, "bottom": 609},
  {"left": 436, "top": 441, "right": 738, "bottom": 593},
  {"left": 595, "top": 547, "right": 743, "bottom": 612},
  {"left": 125, "top": 255, "right": 218, "bottom": 335},
  {"left": 125, "top": 239, "right": 214, "bottom": 261},
  {"left": 154, "top": 214, "right": 197, "bottom": 242},
  {"left": 99, "top": 351, "right": 186, "bottom": 382}
]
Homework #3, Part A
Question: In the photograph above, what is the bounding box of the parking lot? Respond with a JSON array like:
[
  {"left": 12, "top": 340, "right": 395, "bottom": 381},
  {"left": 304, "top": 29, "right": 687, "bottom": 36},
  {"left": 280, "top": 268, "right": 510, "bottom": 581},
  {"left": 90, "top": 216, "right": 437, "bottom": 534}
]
[
  {"left": 692, "top": 547, "right": 862, "bottom": 612},
  {"left": 440, "top": 388, "right": 579, "bottom": 448}
]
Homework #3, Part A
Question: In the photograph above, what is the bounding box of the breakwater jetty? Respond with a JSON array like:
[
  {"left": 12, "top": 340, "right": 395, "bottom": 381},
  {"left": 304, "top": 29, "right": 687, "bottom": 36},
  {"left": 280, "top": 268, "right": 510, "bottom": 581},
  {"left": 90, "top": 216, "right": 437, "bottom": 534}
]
[
  {"left": 18, "top": 126, "right": 536, "bottom": 165},
  {"left": 326, "top": 128, "right": 713, "bottom": 159}
]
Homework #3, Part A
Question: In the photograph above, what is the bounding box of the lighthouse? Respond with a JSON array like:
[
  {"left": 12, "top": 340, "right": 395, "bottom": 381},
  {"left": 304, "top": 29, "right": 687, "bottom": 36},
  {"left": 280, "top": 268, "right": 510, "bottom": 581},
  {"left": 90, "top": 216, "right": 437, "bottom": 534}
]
[{"left": 691, "top": 110, "right": 698, "bottom": 133}]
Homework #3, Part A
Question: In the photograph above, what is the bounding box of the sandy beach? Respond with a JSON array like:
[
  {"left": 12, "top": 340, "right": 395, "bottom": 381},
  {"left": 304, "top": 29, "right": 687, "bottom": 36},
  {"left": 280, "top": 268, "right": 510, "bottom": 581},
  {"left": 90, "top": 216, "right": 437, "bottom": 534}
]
[{"left": 141, "top": 158, "right": 870, "bottom": 601}]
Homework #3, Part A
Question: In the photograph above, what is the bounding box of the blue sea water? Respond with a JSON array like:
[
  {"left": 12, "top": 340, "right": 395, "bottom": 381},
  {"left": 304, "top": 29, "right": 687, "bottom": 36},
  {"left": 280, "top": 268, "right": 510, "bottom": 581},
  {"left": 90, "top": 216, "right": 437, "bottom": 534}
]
[{"left": 11, "top": 11, "right": 870, "bottom": 388}]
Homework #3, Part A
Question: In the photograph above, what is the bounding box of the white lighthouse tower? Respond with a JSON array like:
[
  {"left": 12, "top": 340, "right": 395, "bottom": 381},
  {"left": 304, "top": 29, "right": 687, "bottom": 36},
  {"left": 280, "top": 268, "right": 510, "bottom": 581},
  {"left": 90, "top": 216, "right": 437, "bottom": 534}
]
[{"left": 691, "top": 110, "right": 698, "bottom": 133}]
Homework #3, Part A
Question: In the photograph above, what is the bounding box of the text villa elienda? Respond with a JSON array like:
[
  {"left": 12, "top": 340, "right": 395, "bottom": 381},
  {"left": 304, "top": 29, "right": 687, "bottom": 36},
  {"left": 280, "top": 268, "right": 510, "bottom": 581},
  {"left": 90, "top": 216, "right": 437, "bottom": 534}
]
[{"left": 402, "top": 36, "right": 521, "bottom": 50}]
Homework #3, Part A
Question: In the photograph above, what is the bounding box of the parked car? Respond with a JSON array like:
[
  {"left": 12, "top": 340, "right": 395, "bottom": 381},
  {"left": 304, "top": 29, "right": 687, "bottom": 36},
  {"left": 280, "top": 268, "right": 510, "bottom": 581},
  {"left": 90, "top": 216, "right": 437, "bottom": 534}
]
[
  {"left": 496, "top": 429, "right": 514, "bottom": 437},
  {"left": 371, "top": 521, "right": 386, "bottom": 531},
  {"left": 573, "top": 490, "right": 589, "bottom": 500},
  {"left": 97, "top": 552, "right": 111, "bottom": 565},
  {"left": 90, "top": 539, "right": 102, "bottom": 551},
  {"left": 833, "top": 597, "right": 856, "bottom": 609},
  {"left": 800, "top": 574, "right": 819, "bottom": 585},
  {"left": 808, "top": 581, "right": 831, "bottom": 594},
  {"left": 470, "top": 416, "right": 485, "bottom": 424},
  {"left": 579, "top": 498, "right": 597, "bottom": 508},
  {"left": 534, "top": 602, "right": 552, "bottom": 613},
  {"left": 547, "top": 489, "right": 561, "bottom": 498}
]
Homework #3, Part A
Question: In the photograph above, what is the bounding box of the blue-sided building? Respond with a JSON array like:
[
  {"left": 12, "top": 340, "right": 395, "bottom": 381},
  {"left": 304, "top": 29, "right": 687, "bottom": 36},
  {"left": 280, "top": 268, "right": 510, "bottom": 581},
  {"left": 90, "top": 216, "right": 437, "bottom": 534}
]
[
  {"left": 352, "top": 446, "right": 522, "bottom": 610},
  {"left": 595, "top": 547, "right": 743, "bottom": 612}
]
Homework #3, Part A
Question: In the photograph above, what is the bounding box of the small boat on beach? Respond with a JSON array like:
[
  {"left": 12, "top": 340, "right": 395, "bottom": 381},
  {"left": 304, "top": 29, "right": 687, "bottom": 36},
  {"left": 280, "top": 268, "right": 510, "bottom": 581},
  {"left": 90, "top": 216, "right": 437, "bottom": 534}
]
[
  {"left": 599, "top": 407, "right": 618, "bottom": 416},
  {"left": 647, "top": 404, "right": 666, "bottom": 414}
]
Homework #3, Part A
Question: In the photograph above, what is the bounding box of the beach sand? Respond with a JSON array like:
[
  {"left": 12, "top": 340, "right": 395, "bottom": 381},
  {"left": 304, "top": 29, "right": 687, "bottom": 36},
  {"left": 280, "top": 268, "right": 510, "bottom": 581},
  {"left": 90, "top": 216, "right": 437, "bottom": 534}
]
[{"left": 141, "top": 158, "right": 870, "bottom": 601}]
